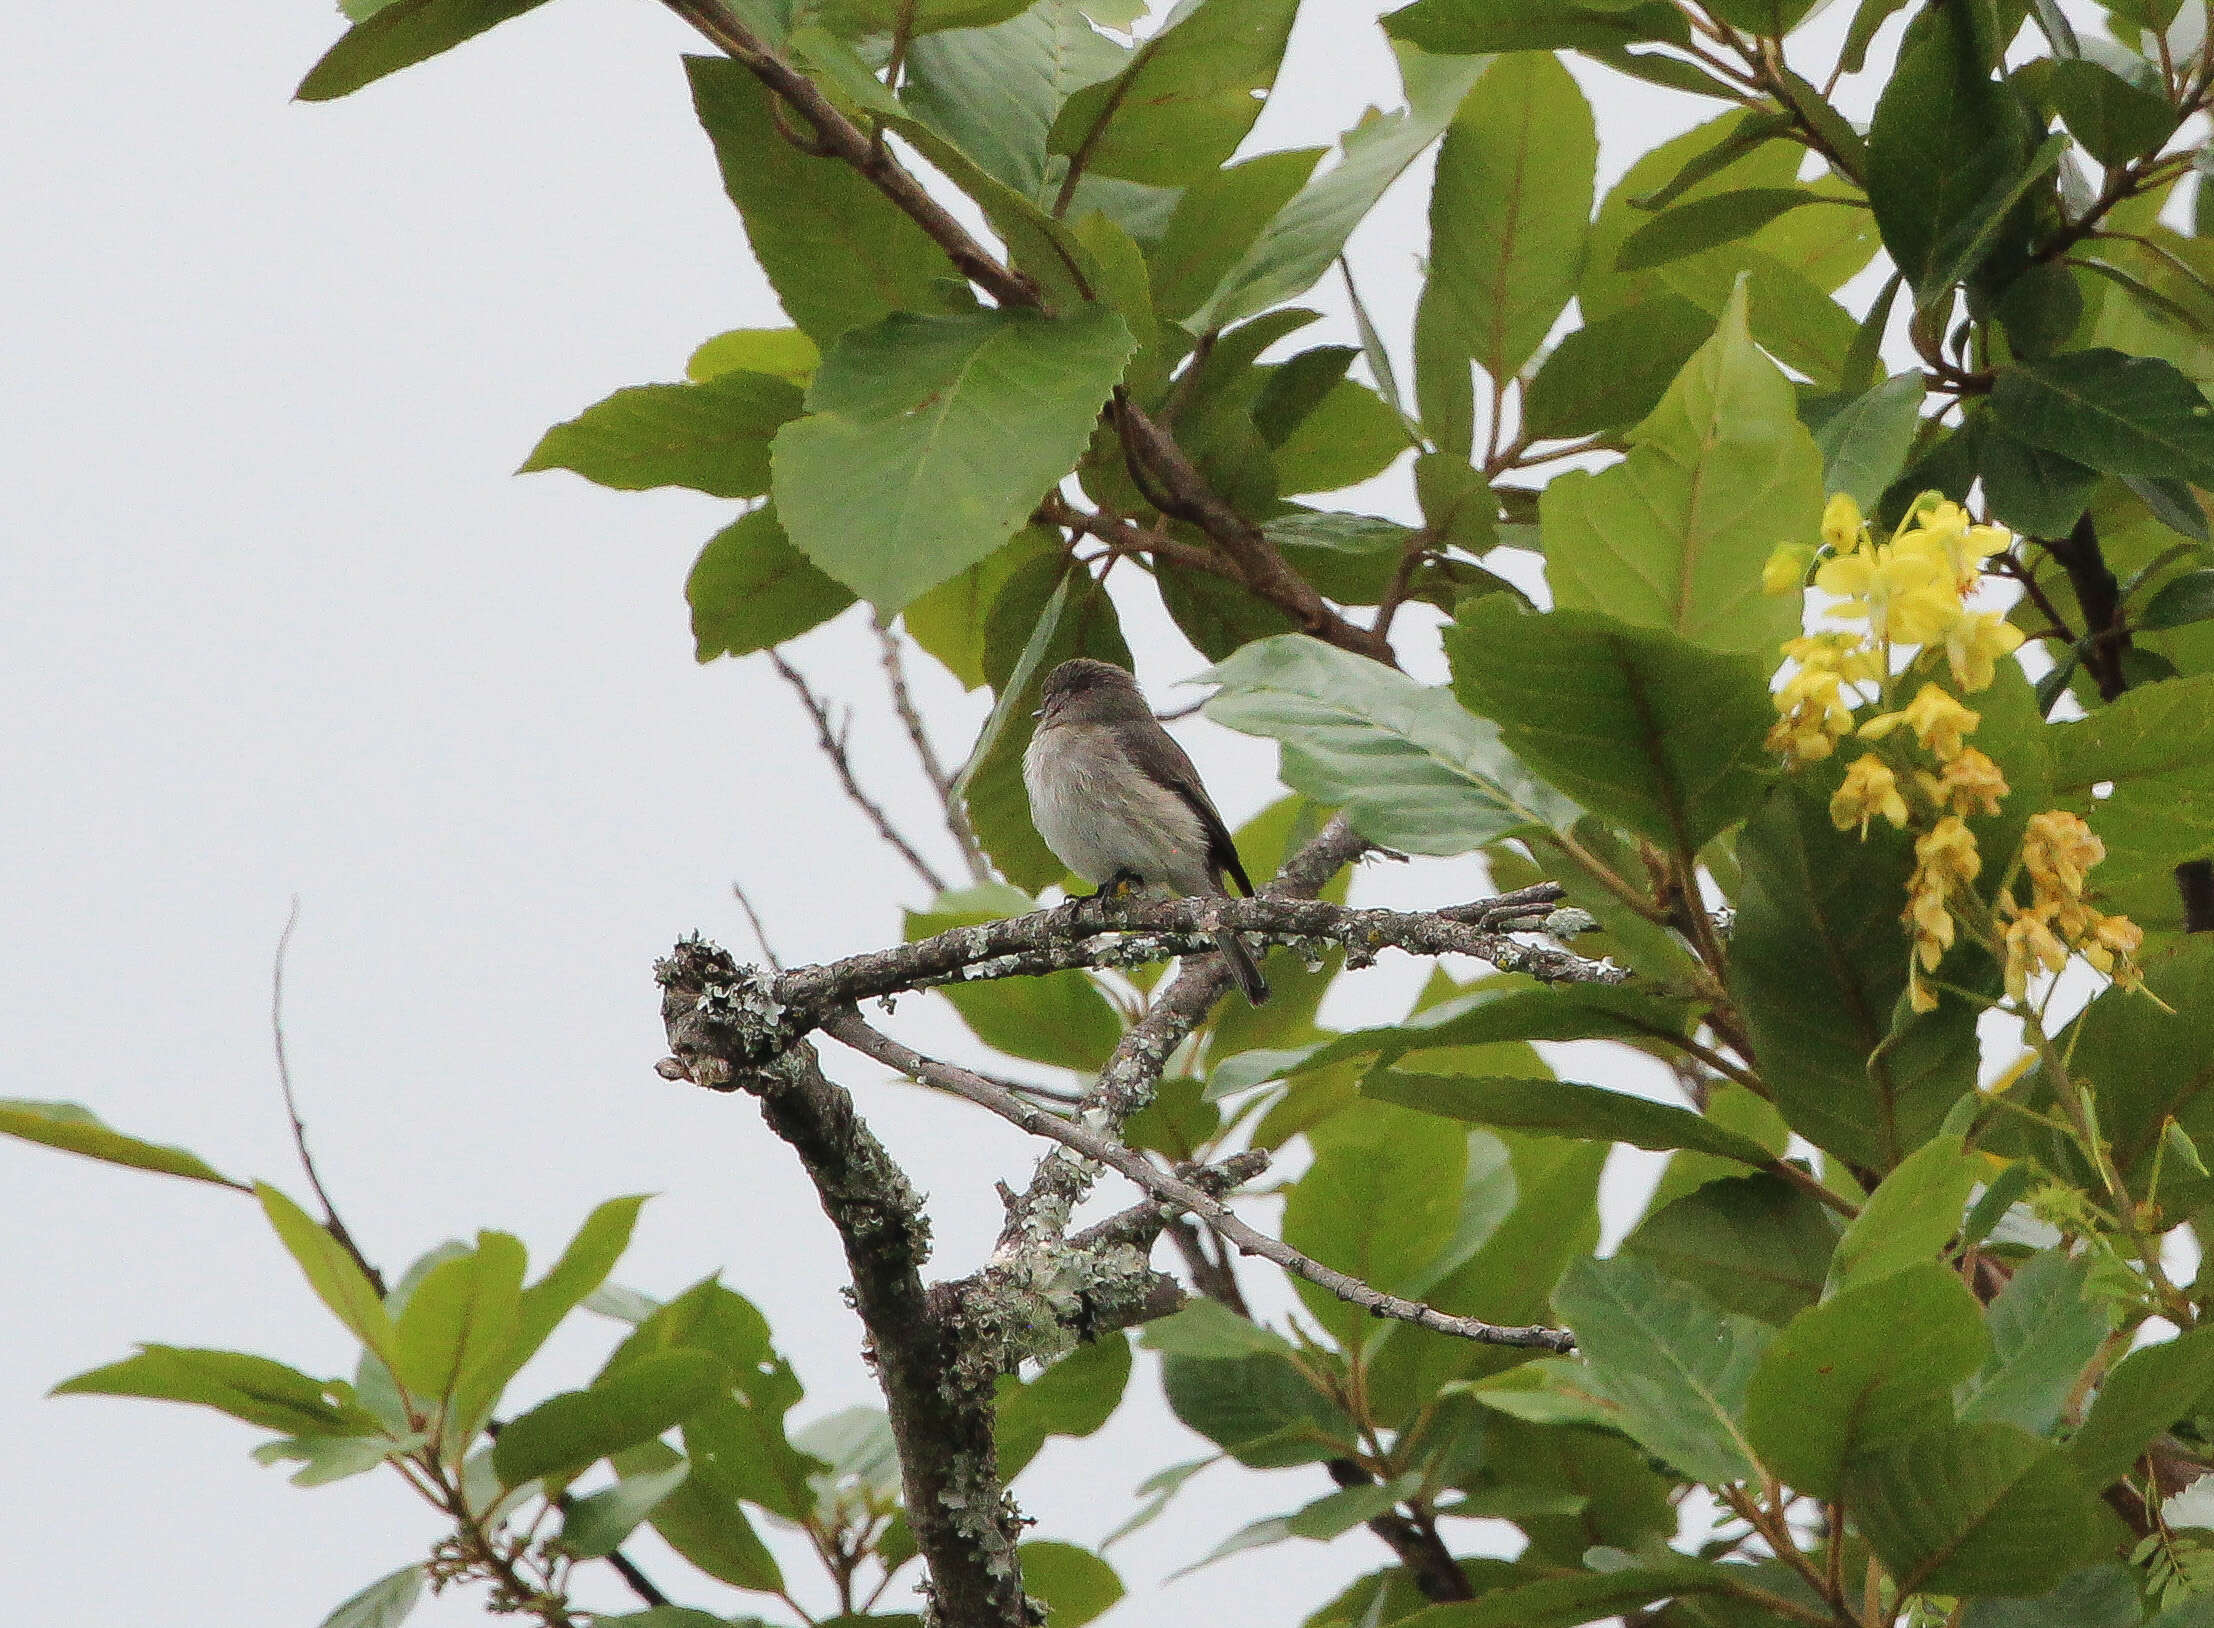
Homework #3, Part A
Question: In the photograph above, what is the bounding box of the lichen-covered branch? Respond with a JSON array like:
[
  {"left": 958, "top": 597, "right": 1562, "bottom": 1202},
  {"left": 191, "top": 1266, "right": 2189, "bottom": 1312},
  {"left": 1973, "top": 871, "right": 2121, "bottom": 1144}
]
[
  {"left": 655, "top": 940, "right": 1034, "bottom": 1628},
  {"left": 826, "top": 1010, "right": 1575, "bottom": 1354}
]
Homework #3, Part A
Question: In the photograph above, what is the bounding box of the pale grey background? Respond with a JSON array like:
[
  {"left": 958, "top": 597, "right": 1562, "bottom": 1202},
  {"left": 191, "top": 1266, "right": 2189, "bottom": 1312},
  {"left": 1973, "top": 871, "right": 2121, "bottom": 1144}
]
[{"left": 1, "top": 2, "right": 1907, "bottom": 1622}]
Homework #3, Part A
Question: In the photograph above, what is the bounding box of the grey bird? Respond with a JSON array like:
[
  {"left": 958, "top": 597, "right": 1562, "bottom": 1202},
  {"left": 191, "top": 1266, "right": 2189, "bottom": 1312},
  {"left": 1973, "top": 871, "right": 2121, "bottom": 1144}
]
[{"left": 1023, "top": 658, "right": 1270, "bottom": 1005}]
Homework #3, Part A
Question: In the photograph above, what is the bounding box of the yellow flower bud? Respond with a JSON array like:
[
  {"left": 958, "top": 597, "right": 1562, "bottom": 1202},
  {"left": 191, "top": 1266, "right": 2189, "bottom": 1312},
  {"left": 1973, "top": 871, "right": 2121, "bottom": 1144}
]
[
  {"left": 1831, "top": 754, "right": 1910, "bottom": 837},
  {"left": 1765, "top": 542, "right": 1816, "bottom": 596},
  {"left": 1821, "top": 492, "right": 1866, "bottom": 553}
]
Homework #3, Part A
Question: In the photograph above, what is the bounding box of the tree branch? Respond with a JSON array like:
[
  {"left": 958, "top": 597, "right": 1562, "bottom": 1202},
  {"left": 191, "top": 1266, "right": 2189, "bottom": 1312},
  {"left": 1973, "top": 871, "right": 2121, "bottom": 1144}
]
[
  {"left": 656, "top": 939, "right": 1036, "bottom": 1627},
  {"left": 823, "top": 1010, "right": 1575, "bottom": 1352},
  {"left": 770, "top": 650, "right": 950, "bottom": 896},
  {"left": 877, "top": 624, "right": 989, "bottom": 885}
]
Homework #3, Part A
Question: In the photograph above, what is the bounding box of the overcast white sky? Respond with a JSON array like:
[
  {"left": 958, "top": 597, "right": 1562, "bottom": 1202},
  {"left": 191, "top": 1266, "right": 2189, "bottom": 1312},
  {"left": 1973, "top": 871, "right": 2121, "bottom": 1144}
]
[{"left": 0, "top": 2, "right": 1904, "bottom": 1622}]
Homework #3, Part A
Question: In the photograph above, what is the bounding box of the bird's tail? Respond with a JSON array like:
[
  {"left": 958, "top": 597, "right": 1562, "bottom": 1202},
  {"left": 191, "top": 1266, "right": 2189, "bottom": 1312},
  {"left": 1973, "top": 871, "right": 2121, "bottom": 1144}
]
[{"left": 1213, "top": 929, "right": 1270, "bottom": 1006}]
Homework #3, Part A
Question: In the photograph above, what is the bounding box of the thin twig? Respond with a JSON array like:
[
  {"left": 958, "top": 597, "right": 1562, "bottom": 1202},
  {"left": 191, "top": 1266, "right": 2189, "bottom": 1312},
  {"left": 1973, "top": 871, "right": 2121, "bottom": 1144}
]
[
  {"left": 730, "top": 880, "right": 785, "bottom": 973},
  {"left": 876, "top": 624, "right": 988, "bottom": 884},
  {"left": 270, "top": 898, "right": 385, "bottom": 1295},
  {"left": 824, "top": 1010, "right": 1575, "bottom": 1352},
  {"left": 770, "top": 651, "right": 949, "bottom": 895}
]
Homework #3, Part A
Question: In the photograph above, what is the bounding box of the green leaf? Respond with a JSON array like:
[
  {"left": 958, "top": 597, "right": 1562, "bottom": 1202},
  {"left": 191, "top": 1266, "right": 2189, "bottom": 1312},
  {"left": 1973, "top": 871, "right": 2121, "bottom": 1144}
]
[
  {"left": 1148, "top": 149, "right": 1324, "bottom": 324},
  {"left": 1269, "top": 377, "right": 1414, "bottom": 495},
  {"left": 1815, "top": 371, "right": 1928, "bottom": 511},
  {"left": 257, "top": 1183, "right": 401, "bottom": 1366},
  {"left": 1552, "top": 1254, "right": 1768, "bottom": 1487},
  {"left": 686, "top": 58, "right": 963, "bottom": 345},
  {"left": 688, "top": 327, "right": 820, "bottom": 385},
  {"left": 390, "top": 1230, "right": 528, "bottom": 1421},
  {"left": 1364, "top": 1071, "right": 1781, "bottom": 1172},
  {"left": 610, "top": 1439, "right": 787, "bottom": 1592},
  {"left": 2068, "top": 1325, "right": 2214, "bottom": 1487},
  {"left": 906, "top": 884, "right": 1125, "bottom": 1071},
  {"left": 1620, "top": 1172, "right": 1841, "bottom": 1327},
  {"left": 0, "top": 1100, "right": 247, "bottom": 1191},
  {"left": 903, "top": 2, "right": 1127, "bottom": 201},
  {"left": 1283, "top": 1100, "right": 1469, "bottom": 1344},
  {"left": 1390, "top": 1563, "right": 1759, "bottom": 1627},
  {"left": 1728, "top": 772, "right": 1980, "bottom": 1172},
  {"left": 53, "top": 1345, "right": 377, "bottom": 1437},
  {"left": 296, "top": 0, "right": 555, "bottom": 100},
  {"left": 2141, "top": 569, "right": 2214, "bottom": 630},
  {"left": 902, "top": 526, "right": 1059, "bottom": 691},
  {"left": 1827, "top": 1134, "right": 1983, "bottom": 1295},
  {"left": 772, "top": 306, "right": 1135, "bottom": 612},
  {"left": 1445, "top": 600, "right": 1776, "bottom": 854},
  {"left": 254, "top": 1431, "right": 412, "bottom": 1487},
  {"left": 1982, "top": 429, "right": 2101, "bottom": 537},
  {"left": 315, "top": 1565, "right": 424, "bottom": 1628},
  {"left": 490, "top": 1195, "right": 648, "bottom": 1396},
  {"left": 686, "top": 503, "right": 856, "bottom": 662},
  {"left": 1960, "top": 1566, "right": 2144, "bottom": 1628},
  {"left": 1047, "top": 0, "right": 1299, "bottom": 188},
  {"left": 1384, "top": 0, "right": 1691, "bottom": 53},
  {"left": 1020, "top": 1541, "right": 1124, "bottom": 1627},
  {"left": 556, "top": 1461, "right": 691, "bottom": 1560},
  {"left": 1618, "top": 190, "right": 1825, "bottom": 274},
  {"left": 1162, "top": 1348, "right": 1357, "bottom": 1467},
  {"left": 1540, "top": 281, "right": 1822, "bottom": 654},
  {"left": 1188, "top": 48, "right": 1485, "bottom": 333},
  {"left": 1141, "top": 1297, "right": 1297, "bottom": 1358},
  {"left": 2047, "top": 58, "right": 2178, "bottom": 168},
  {"left": 1417, "top": 53, "right": 1594, "bottom": 452},
  {"left": 998, "top": 1332, "right": 1132, "bottom": 1479},
  {"left": 1742, "top": 1262, "right": 1988, "bottom": 1498},
  {"left": 1843, "top": 1420, "right": 2106, "bottom": 1597},
  {"left": 491, "top": 1349, "right": 727, "bottom": 1488},
  {"left": 520, "top": 372, "right": 802, "bottom": 499},
  {"left": 1959, "top": 1249, "right": 2107, "bottom": 1437},
  {"left": 1521, "top": 298, "right": 1714, "bottom": 441},
  {"left": 1202, "top": 633, "right": 1578, "bottom": 855},
  {"left": 1866, "top": 0, "right": 2045, "bottom": 301},
  {"left": 2050, "top": 671, "right": 2214, "bottom": 894},
  {"left": 1993, "top": 349, "right": 2214, "bottom": 486}
]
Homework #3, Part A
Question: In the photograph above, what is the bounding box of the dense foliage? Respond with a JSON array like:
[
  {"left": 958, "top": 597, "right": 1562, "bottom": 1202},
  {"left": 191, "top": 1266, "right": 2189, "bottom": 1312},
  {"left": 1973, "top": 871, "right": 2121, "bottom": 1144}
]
[{"left": 13, "top": 0, "right": 2214, "bottom": 1623}]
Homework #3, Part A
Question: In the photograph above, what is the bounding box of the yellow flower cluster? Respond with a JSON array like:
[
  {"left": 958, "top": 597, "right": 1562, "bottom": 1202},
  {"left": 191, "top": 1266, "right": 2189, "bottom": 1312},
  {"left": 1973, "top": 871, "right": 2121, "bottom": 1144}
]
[
  {"left": 1998, "top": 812, "right": 2145, "bottom": 1000},
  {"left": 1766, "top": 492, "right": 2139, "bottom": 1011}
]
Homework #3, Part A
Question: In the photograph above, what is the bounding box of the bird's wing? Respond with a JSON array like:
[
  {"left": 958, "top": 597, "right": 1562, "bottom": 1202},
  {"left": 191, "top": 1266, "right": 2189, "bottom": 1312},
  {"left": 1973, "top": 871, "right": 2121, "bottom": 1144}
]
[{"left": 1128, "top": 727, "right": 1258, "bottom": 897}]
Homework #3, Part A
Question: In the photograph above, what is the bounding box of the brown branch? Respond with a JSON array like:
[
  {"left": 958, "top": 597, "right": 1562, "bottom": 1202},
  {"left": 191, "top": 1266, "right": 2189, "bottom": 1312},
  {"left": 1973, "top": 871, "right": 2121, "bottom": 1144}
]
[
  {"left": 270, "top": 898, "right": 386, "bottom": 1293},
  {"left": 877, "top": 624, "right": 989, "bottom": 885},
  {"left": 729, "top": 879, "right": 786, "bottom": 973},
  {"left": 824, "top": 1010, "right": 1575, "bottom": 1352},
  {"left": 1327, "top": 1459, "right": 1472, "bottom": 1603},
  {"left": 770, "top": 651, "right": 950, "bottom": 896},
  {"left": 656, "top": 940, "right": 1036, "bottom": 1627}
]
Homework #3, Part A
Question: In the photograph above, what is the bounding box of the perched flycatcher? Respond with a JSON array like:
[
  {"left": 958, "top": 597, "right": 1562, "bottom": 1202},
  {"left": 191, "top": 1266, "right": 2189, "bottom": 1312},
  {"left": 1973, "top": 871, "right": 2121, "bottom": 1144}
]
[{"left": 1023, "top": 658, "right": 1270, "bottom": 1005}]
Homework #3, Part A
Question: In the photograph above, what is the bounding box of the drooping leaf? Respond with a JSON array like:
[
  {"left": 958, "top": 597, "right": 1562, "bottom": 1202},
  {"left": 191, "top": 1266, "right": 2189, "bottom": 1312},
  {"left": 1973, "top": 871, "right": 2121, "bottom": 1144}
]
[
  {"left": 1047, "top": 0, "right": 1299, "bottom": 188},
  {"left": 610, "top": 1438, "right": 787, "bottom": 1592},
  {"left": 1815, "top": 371, "right": 1928, "bottom": 511},
  {"left": 904, "top": 1, "right": 1129, "bottom": 201},
  {"left": 1203, "top": 633, "right": 1578, "bottom": 855},
  {"left": 1728, "top": 772, "right": 1981, "bottom": 1173},
  {"left": 1416, "top": 52, "right": 1594, "bottom": 458},
  {"left": 1161, "top": 1348, "right": 1357, "bottom": 1467},
  {"left": 688, "top": 327, "right": 820, "bottom": 385},
  {"left": 0, "top": 1100, "right": 247, "bottom": 1191},
  {"left": 1617, "top": 190, "right": 1826, "bottom": 274},
  {"left": 1620, "top": 1172, "right": 1840, "bottom": 1327},
  {"left": 1446, "top": 599, "right": 1776, "bottom": 854},
  {"left": 520, "top": 371, "right": 803, "bottom": 499},
  {"left": 297, "top": 0, "right": 556, "bottom": 100},
  {"left": 1866, "top": 0, "right": 2046, "bottom": 301},
  {"left": 1992, "top": 350, "right": 2214, "bottom": 487},
  {"left": 686, "top": 504, "right": 856, "bottom": 662},
  {"left": 315, "top": 1565, "right": 424, "bottom": 1628},
  {"left": 997, "top": 1331, "right": 1133, "bottom": 1479},
  {"left": 1552, "top": 1254, "right": 1769, "bottom": 1487},
  {"left": 1188, "top": 48, "right": 1485, "bottom": 332},
  {"left": 555, "top": 1461, "right": 691, "bottom": 1560},
  {"left": 53, "top": 1345, "right": 378, "bottom": 1438},
  {"left": 686, "top": 57, "right": 964, "bottom": 345},
  {"left": 2046, "top": 58, "right": 2178, "bottom": 168},
  {"left": 773, "top": 306, "right": 1135, "bottom": 612},
  {"left": 1020, "top": 1540, "right": 1124, "bottom": 1627},
  {"left": 1827, "top": 1135, "right": 1984, "bottom": 1295},
  {"left": 1742, "top": 1262, "right": 1988, "bottom": 1498},
  {"left": 1843, "top": 1420, "right": 2107, "bottom": 1597},
  {"left": 2069, "top": 1325, "right": 2214, "bottom": 1487},
  {"left": 1541, "top": 282, "right": 1823, "bottom": 654},
  {"left": 1521, "top": 297, "right": 1714, "bottom": 441}
]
